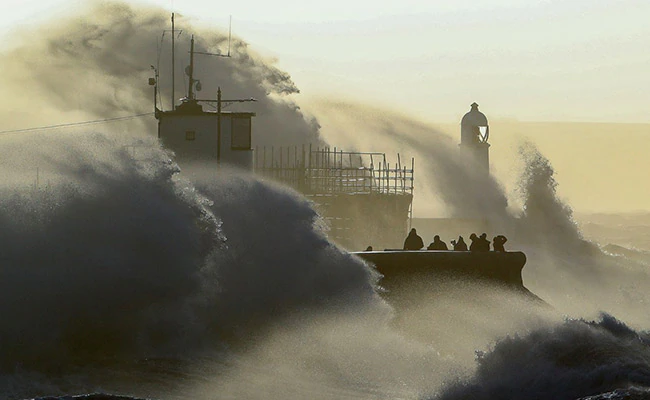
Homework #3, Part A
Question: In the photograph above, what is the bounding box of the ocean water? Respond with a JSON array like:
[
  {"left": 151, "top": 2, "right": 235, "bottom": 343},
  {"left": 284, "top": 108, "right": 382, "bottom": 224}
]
[
  {"left": 1, "top": 132, "right": 648, "bottom": 400},
  {"left": 1, "top": 2, "right": 650, "bottom": 400}
]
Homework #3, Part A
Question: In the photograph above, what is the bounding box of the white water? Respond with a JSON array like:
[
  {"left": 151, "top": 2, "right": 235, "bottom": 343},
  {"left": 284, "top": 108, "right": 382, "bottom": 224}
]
[{"left": 1, "top": 3, "right": 649, "bottom": 400}]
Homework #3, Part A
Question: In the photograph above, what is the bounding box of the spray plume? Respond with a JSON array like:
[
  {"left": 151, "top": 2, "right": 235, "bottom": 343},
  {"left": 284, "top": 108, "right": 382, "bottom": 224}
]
[
  {"left": 515, "top": 140, "right": 585, "bottom": 249},
  {"left": 309, "top": 99, "right": 508, "bottom": 219},
  {"left": 1, "top": 2, "right": 650, "bottom": 400},
  {"left": 307, "top": 98, "right": 650, "bottom": 328},
  {"left": 0, "top": 1, "right": 320, "bottom": 146},
  {"left": 435, "top": 314, "right": 650, "bottom": 400}
]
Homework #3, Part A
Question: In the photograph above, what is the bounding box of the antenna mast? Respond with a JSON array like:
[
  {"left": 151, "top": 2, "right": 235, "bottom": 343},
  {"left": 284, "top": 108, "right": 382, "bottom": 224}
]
[
  {"left": 171, "top": 13, "right": 175, "bottom": 110},
  {"left": 228, "top": 15, "right": 232, "bottom": 57},
  {"left": 187, "top": 35, "right": 195, "bottom": 100}
]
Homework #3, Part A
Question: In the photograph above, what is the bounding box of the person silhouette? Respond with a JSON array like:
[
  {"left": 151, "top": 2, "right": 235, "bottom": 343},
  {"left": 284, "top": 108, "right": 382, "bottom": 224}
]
[
  {"left": 493, "top": 235, "right": 508, "bottom": 252},
  {"left": 365, "top": 245, "right": 373, "bottom": 251},
  {"left": 479, "top": 233, "right": 490, "bottom": 251},
  {"left": 469, "top": 233, "right": 479, "bottom": 251},
  {"left": 427, "top": 235, "right": 449, "bottom": 250},
  {"left": 453, "top": 236, "right": 468, "bottom": 251},
  {"left": 403, "top": 228, "right": 424, "bottom": 250}
]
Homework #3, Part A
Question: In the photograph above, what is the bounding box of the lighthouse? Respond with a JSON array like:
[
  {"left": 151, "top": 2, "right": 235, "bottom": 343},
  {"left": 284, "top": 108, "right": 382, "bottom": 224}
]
[{"left": 460, "top": 102, "right": 490, "bottom": 175}]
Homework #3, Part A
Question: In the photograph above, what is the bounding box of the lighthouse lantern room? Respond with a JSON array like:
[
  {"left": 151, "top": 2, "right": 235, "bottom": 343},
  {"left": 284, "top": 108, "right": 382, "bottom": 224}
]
[{"left": 460, "top": 102, "right": 490, "bottom": 175}]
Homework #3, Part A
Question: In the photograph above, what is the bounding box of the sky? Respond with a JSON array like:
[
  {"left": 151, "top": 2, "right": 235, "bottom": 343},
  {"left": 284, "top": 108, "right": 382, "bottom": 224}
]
[
  {"left": 1, "top": 0, "right": 649, "bottom": 213},
  {"left": 3, "top": 0, "right": 650, "bottom": 123}
]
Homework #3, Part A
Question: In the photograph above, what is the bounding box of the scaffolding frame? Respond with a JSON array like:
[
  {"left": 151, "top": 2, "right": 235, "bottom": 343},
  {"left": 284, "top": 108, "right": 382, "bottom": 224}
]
[
  {"left": 254, "top": 145, "right": 414, "bottom": 249},
  {"left": 253, "top": 145, "right": 414, "bottom": 196}
]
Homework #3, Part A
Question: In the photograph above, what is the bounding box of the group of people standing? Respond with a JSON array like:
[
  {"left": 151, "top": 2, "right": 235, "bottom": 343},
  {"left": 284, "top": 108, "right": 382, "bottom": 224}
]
[{"left": 402, "top": 229, "right": 508, "bottom": 252}]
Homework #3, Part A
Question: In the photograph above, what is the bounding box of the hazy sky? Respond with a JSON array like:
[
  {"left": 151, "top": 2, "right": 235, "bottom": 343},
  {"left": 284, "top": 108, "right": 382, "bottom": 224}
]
[
  {"left": 4, "top": 0, "right": 650, "bottom": 123},
  {"left": 1, "top": 0, "right": 649, "bottom": 213}
]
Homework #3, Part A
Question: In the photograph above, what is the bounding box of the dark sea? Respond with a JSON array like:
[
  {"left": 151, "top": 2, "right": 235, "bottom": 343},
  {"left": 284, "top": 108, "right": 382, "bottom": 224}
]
[{"left": 0, "top": 133, "right": 648, "bottom": 400}]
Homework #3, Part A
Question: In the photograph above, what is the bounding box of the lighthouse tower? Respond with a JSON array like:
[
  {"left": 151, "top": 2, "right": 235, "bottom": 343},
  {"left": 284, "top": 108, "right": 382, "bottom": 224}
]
[{"left": 460, "top": 102, "right": 490, "bottom": 175}]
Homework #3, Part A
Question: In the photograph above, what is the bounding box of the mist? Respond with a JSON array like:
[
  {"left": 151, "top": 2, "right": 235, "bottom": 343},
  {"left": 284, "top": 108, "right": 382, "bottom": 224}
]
[
  {"left": 0, "top": 1, "right": 320, "bottom": 146},
  {"left": 305, "top": 98, "right": 650, "bottom": 326},
  {"left": 0, "top": 1, "right": 649, "bottom": 400}
]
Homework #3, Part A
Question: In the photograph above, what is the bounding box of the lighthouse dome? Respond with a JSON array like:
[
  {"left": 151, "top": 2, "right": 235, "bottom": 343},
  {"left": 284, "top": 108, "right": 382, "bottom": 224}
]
[
  {"left": 460, "top": 102, "right": 489, "bottom": 144},
  {"left": 461, "top": 102, "right": 488, "bottom": 128}
]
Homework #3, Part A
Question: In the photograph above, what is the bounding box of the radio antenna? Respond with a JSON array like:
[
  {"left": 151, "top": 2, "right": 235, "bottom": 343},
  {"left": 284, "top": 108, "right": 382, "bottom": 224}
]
[
  {"left": 227, "top": 15, "right": 232, "bottom": 57},
  {"left": 171, "top": 12, "right": 175, "bottom": 110}
]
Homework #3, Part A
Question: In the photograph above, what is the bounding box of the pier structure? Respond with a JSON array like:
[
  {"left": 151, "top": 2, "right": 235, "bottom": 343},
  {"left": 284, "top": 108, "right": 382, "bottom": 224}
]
[{"left": 254, "top": 146, "right": 414, "bottom": 250}]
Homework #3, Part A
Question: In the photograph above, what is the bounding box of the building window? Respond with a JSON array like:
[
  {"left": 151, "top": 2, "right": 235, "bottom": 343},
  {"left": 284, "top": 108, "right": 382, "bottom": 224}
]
[
  {"left": 231, "top": 117, "right": 251, "bottom": 150},
  {"left": 185, "top": 131, "right": 196, "bottom": 141}
]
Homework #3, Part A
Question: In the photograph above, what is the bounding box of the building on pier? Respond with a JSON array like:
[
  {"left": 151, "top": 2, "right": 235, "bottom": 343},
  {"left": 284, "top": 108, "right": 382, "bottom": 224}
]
[
  {"left": 150, "top": 33, "right": 414, "bottom": 251},
  {"left": 254, "top": 146, "right": 414, "bottom": 250}
]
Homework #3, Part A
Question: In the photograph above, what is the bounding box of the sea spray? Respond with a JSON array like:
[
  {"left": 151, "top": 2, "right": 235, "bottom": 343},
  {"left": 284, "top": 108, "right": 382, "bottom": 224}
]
[
  {"left": 185, "top": 308, "right": 453, "bottom": 400},
  {"left": 0, "top": 133, "right": 218, "bottom": 368},
  {"left": 0, "top": 2, "right": 649, "bottom": 400},
  {"left": 309, "top": 98, "right": 650, "bottom": 332},
  {"left": 434, "top": 314, "right": 650, "bottom": 400},
  {"left": 0, "top": 132, "right": 404, "bottom": 399},
  {"left": 0, "top": 1, "right": 320, "bottom": 147},
  {"left": 0, "top": 131, "right": 517, "bottom": 400},
  {"left": 190, "top": 168, "right": 386, "bottom": 340},
  {"left": 515, "top": 140, "right": 585, "bottom": 250},
  {"left": 509, "top": 144, "right": 650, "bottom": 324},
  {"left": 309, "top": 99, "right": 509, "bottom": 220}
]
